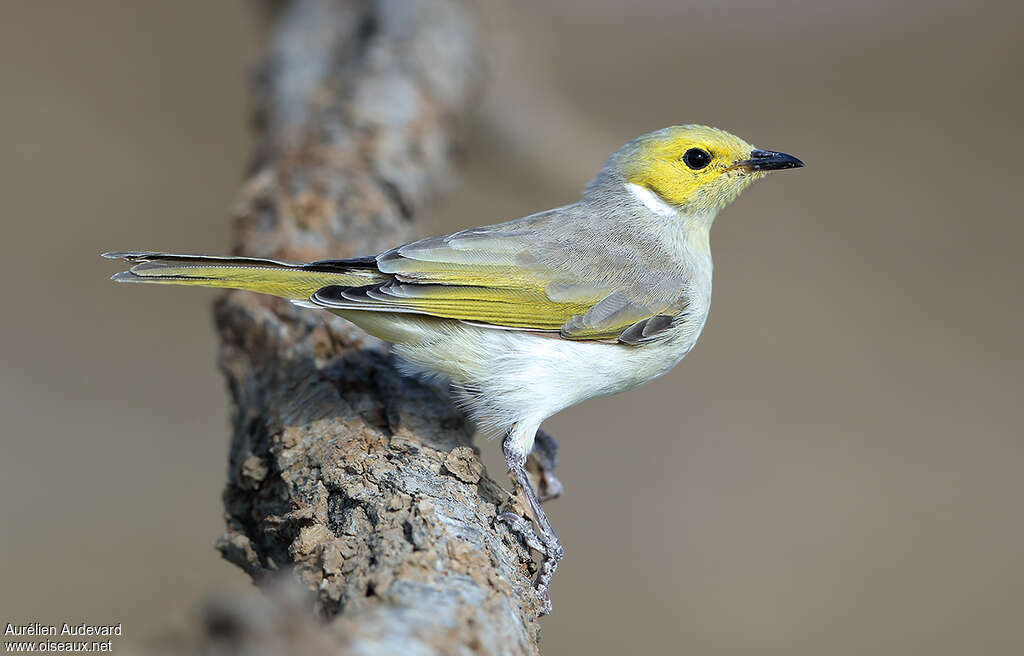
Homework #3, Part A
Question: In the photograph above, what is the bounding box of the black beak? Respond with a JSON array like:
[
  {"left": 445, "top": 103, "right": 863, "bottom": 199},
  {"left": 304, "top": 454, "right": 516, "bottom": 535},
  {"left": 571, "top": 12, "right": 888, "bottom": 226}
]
[{"left": 736, "top": 149, "right": 804, "bottom": 172}]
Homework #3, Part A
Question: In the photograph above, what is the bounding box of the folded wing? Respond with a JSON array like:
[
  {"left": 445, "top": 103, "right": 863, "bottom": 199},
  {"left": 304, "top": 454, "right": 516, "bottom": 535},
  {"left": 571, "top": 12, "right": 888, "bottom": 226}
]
[{"left": 309, "top": 220, "right": 688, "bottom": 344}]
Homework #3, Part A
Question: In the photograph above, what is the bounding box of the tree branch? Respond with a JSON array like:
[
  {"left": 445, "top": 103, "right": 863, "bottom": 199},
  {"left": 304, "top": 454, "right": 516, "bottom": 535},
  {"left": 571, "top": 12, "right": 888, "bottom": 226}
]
[{"left": 207, "top": 0, "right": 545, "bottom": 652}]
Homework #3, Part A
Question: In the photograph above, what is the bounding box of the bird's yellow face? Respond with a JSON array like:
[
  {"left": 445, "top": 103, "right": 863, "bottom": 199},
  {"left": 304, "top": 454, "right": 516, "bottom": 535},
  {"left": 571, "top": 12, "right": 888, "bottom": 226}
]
[{"left": 620, "top": 125, "right": 803, "bottom": 215}]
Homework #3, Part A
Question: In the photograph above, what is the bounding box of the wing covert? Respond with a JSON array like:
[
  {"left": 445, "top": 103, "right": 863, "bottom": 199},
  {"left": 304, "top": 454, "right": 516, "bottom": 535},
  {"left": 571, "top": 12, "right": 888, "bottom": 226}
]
[{"left": 308, "top": 214, "right": 688, "bottom": 343}]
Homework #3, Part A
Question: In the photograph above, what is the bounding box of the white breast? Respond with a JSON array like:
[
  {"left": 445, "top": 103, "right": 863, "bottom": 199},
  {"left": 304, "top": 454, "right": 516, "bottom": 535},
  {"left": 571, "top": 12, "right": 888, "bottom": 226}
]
[{"left": 391, "top": 315, "right": 705, "bottom": 440}]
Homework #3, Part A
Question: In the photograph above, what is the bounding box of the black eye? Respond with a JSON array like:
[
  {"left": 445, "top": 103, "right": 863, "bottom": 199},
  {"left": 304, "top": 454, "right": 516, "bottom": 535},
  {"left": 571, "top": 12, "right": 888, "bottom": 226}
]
[{"left": 682, "top": 148, "right": 712, "bottom": 170}]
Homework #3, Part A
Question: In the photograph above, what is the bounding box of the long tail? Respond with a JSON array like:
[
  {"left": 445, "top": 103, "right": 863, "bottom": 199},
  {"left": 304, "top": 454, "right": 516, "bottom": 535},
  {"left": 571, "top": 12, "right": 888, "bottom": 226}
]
[{"left": 103, "top": 251, "right": 386, "bottom": 300}]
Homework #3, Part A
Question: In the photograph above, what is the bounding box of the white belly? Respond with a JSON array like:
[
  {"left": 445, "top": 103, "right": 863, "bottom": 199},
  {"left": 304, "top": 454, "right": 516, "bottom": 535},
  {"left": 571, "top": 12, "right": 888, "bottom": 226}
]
[{"left": 389, "top": 318, "right": 703, "bottom": 438}]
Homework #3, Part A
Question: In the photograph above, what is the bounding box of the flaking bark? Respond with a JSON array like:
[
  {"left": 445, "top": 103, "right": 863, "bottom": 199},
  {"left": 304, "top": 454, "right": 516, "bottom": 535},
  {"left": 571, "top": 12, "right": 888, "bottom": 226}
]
[{"left": 206, "top": 1, "right": 545, "bottom": 653}]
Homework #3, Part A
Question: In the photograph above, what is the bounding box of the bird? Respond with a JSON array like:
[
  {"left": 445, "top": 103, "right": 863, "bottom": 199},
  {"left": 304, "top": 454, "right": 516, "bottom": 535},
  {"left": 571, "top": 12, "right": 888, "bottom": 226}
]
[{"left": 104, "top": 124, "right": 803, "bottom": 614}]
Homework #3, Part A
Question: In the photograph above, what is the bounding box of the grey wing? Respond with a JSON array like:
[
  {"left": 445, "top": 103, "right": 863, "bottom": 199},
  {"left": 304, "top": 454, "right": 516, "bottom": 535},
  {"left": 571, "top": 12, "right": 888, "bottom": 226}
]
[{"left": 326, "top": 205, "right": 692, "bottom": 342}]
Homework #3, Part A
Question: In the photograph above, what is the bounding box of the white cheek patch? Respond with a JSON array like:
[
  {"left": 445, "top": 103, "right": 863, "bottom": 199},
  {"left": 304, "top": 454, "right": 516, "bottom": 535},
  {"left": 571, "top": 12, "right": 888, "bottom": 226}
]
[{"left": 625, "top": 183, "right": 677, "bottom": 217}]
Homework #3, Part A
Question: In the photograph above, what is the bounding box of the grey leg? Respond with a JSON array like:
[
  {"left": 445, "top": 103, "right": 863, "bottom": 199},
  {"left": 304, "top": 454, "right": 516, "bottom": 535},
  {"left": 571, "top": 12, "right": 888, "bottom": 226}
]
[
  {"left": 498, "top": 431, "right": 565, "bottom": 615},
  {"left": 529, "top": 428, "right": 564, "bottom": 502}
]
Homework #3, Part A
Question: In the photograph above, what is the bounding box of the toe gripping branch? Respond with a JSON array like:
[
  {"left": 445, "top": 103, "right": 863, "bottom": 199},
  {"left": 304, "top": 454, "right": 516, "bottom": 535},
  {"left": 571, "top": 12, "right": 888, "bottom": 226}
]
[{"left": 498, "top": 428, "right": 565, "bottom": 615}]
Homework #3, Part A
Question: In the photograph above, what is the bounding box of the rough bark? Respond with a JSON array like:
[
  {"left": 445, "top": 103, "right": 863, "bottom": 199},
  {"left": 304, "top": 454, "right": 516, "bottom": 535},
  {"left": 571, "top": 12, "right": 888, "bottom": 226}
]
[{"left": 207, "top": 1, "right": 545, "bottom": 653}]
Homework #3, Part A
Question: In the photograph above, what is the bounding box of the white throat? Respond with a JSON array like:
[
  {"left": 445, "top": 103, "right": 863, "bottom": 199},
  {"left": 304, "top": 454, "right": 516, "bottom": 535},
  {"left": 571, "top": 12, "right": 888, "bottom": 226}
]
[{"left": 625, "top": 183, "right": 678, "bottom": 218}]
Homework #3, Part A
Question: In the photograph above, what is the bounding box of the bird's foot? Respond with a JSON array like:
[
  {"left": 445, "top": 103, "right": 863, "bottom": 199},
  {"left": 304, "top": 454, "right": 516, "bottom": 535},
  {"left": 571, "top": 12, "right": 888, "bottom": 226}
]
[
  {"left": 535, "top": 470, "right": 564, "bottom": 503},
  {"left": 498, "top": 510, "right": 564, "bottom": 615},
  {"left": 528, "top": 428, "right": 564, "bottom": 502},
  {"left": 501, "top": 427, "right": 566, "bottom": 615}
]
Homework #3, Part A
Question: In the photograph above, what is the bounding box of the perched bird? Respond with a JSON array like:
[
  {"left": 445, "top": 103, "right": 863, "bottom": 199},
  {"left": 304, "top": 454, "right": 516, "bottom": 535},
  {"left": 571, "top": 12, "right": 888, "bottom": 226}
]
[{"left": 104, "top": 125, "right": 802, "bottom": 613}]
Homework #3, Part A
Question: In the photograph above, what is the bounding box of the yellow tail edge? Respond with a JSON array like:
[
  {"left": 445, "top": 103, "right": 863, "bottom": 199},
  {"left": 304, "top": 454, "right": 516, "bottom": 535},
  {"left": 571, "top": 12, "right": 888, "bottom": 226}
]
[{"left": 102, "top": 251, "right": 384, "bottom": 300}]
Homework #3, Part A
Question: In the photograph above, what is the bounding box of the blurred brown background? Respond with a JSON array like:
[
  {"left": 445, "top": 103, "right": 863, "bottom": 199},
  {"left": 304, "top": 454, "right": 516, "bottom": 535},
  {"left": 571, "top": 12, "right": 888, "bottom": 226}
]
[{"left": 2, "top": 0, "right": 1022, "bottom": 653}]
